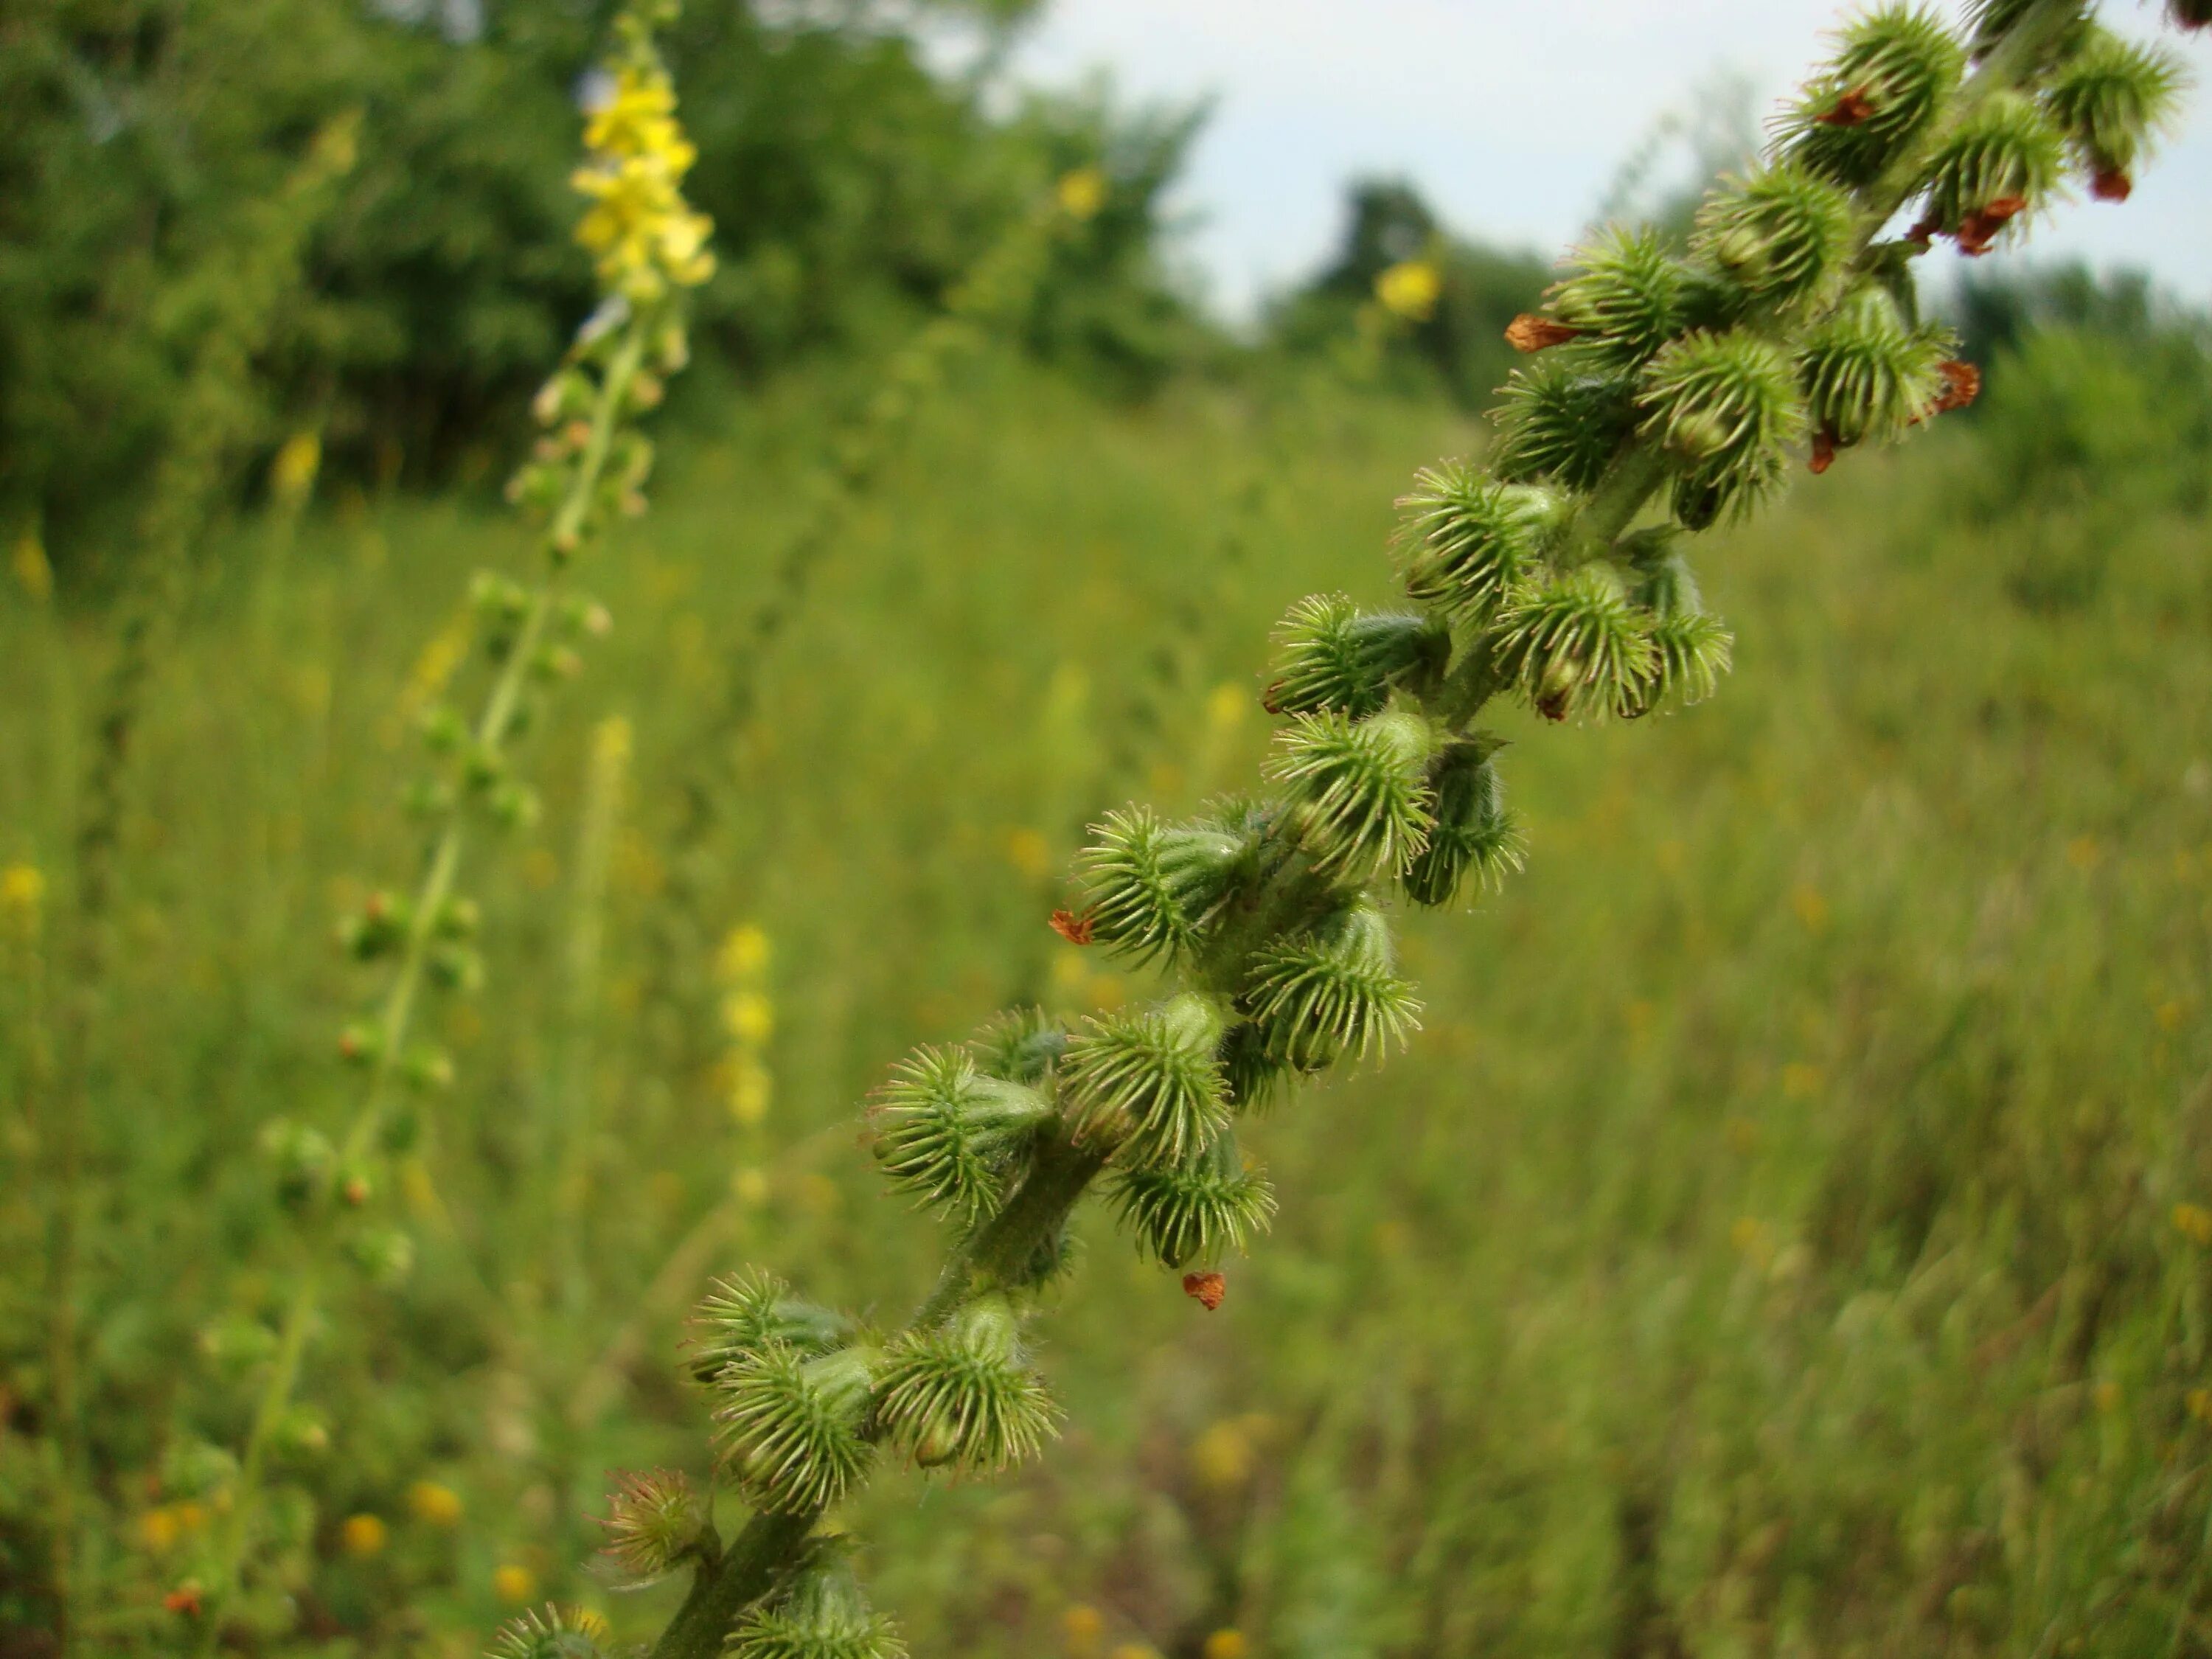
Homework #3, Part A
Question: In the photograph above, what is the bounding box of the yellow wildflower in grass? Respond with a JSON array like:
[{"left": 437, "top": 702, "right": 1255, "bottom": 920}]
[
  {"left": 408, "top": 1480, "right": 464, "bottom": 1527},
  {"left": 2174, "top": 1203, "right": 2212, "bottom": 1246},
  {"left": 269, "top": 431, "right": 323, "bottom": 506},
  {"left": 140, "top": 1507, "right": 182, "bottom": 1554},
  {"left": 1206, "top": 681, "right": 1248, "bottom": 732},
  {"left": 1062, "top": 1606, "right": 1105, "bottom": 1656},
  {"left": 730, "top": 1055, "right": 773, "bottom": 1127},
  {"left": 1, "top": 864, "right": 45, "bottom": 929},
  {"left": 492, "top": 1562, "right": 537, "bottom": 1604},
  {"left": 733, "top": 1166, "right": 771, "bottom": 1206},
  {"left": 1110, "top": 1645, "right": 1159, "bottom": 1659},
  {"left": 572, "top": 64, "right": 715, "bottom": 302},
  {"left": 717, "top": 922, "right": 772, "bottom": 980},
  {"left": 724, "top": 990, "right": 773, "bottom": 1046},
  {"left": 2189, "top": 1389, "right": 2212, "bottom": 1424},
  {"left": 341, "top": 1513, "right": 388, "bottom": 1557},
  {"left": 12, "top": 527, "right": 52, "bottom": 601},
  {"left": 1191, "top": 1419, "right": 1256, "bottom": 1491},
  {"left": 1374, "top": 258, "right": 1443, "bottom": 323},
  {"left": 1057, "top": 166, "right": 1109, "bottom": 221},
  {"left": 1203, "top": 1633, "right": 1250, "bottom": 1659}
]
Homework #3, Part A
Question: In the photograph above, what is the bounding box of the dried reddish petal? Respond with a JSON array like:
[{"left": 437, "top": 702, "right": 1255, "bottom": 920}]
[
  {"left": 1809, "top": 429, "right": 1837, "bottom": 476},
  {"left": 1933, "top": 359, "right": 1982, "bottom": 415},
  {"left": 1049, "top": 909, "right": 1095, "bottom": 946},
  {"left": 1905, "top": 215, "right": 1938, "bottom": 251},
  {"left": 2091, "top": 167, "right": 2133, "bottom": 203},
  {"left": 1183, "top": 1271, "right": 1227, "bottom": 1311},
  {"left": 1816, "top": 88, "right": 1877, "bottom": 127},
  {"left": 1505, "top": 313, "right": 1585, "bottom": 354},
  {"left": 164, "top": 1586, "right": 204, "bottom": 1617},
  {"left": 1953, "top": 195, "right": 2027, "bottom": 257}
]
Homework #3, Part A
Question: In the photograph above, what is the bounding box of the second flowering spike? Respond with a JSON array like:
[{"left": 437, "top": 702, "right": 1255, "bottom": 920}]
[{"left": 874, "top": 1295, "right": 1060, "bottom": 1474}]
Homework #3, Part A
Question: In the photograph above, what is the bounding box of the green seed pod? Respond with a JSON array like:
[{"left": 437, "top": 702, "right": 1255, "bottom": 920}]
[
  {"left": 1796, "top": 286, "right": 1954, "bottom": 447},
  {"left": 870, "top": 1046, "right": 1053, "bottom": 1219},
  {"left": 1242, "top": 902, "right": 1422, "bottom": 1071},
  {"left": 1265, "top": 595, "right": 1449, "bottom": 719},
  {"left": 1060, "top": 994, "right": 1230, "bottom": 1169},
  {"left": 1394, "top": 465, "right": 1562, "bottom": 624},
  {"left": 1490, "top": 566, "right": 1661, "bottom": 723},
  {"left": 874, "top": 1295, "right": 1060, "bottom": 1474},
  {"left": 2042, "top": 26, "right": 2188, "bottom": 190},
  {"left": 599, "top": 1469, "right": 709, "bottom": 1585},
  {"left": 338, "top": 890, "right": 411, "bottom": 961},
  {"left": 1544, "top": 227, "right": 1688, "bottom": 366},
  {"left": 1781, "top": 5, "right": 1966, "bottom": 187},
  {"left": 428, "top": 942, "right": 485, "bottom": 994},
  {"left": 260, "top": 1119, "right": 337, "bottom": 1211},
  {"left": 1401, "top": 740, "right": 1526, "bottom": 909},
  {"left": 713, "top": 1342, "right": 879, "bottom": 1513},
  {"left": 400, "top": 1043, "right": 455, "bottom": 1091},
  {"left": 728, "top": 1551, "right": 906, "bottom": 1659},
  {"left": 488, "top": 1605, "right": 609, "bottom": 1659},
  {"left": 1640, "top": 330, "right": 1807, "bottom": 529},
  {"left": 1490, "top": 360, "right": 1639, "bottom": 491},
  {"left": 689, "top": 1269, "right": 852, "bottom": 1382},
  {"left": 161, "top": 1438, "right": 241, "bottom": 1500},
  {"left": 1265, "top": 709, "right": 1438, "bottom": 880},
  {"left": 1915, "top": 90, "right": 2066, "bottom": 246},
  {"left": 1110, "top": 1129, "right": 1278, "bottom": 1269},
  {"left": 347, "top": 1226, "right": 415, "bottom": 1288},
  {"left": 967, "top": 1007, "right": 1068, "bottom": 1085},
  {"left": 1078, "top": 807, "right": 1248, "bottom": 965},
  {"left": 1691, "top": 164, "right": 1856, "bottom": 307}
]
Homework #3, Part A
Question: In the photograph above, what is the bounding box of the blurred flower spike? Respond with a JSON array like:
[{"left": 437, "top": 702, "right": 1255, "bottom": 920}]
[
  {"left": 572, "top": 21, "right": 715, "bottom": 305},
  {"left": 1057, "top": 166, "right": 1109, "bottom": 222},
  {"left": 1375, "top": 258, "right": 1443, "bottom": 323}
]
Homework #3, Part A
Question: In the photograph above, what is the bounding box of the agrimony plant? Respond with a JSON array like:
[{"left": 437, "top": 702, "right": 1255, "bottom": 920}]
[
  {"left": 510, "top": 5, "right": 2189, "bottom": 1656},
  {"left": 177, "top": 4, "right": 712, "bottom": 1642}
]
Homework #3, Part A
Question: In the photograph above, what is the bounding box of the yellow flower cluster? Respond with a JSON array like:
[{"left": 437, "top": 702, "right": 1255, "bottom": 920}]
[
  {"left": 572, "top": 66, "right": 715, "bottom": 303},
  {"left": 718, "top": 923, "right": 774, "bottom": 1129},
  {"left": 1374, "top": 258, "right": 1442, "bottom": 324}
]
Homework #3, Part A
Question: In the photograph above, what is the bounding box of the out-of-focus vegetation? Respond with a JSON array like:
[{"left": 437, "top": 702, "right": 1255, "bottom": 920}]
[{"left": 4, "top": 0, "right": 2212, "bottom": 1652}]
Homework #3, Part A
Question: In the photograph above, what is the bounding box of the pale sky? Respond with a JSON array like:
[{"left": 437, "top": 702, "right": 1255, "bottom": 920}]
[{"left": 995, "top": 0, "right": 2212, "bottom": 320}]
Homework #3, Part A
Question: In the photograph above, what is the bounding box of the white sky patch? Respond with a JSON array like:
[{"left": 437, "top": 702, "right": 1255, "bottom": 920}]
[{"left": 994, "top": 0, "right": 2212, "bottom": 319}]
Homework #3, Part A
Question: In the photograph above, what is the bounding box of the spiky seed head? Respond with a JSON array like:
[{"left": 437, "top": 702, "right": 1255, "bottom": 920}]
[
  {"left": 875, "top": 1295, "right": 1062, "bottom": 1474},
  {"left": 1915, "top": 91, "right": 2066, "bottom": 246},
  {"left": 712, "top": 1343, "right": 877, "bottom": 1513},
  {"left": 1967, "top": 0, "right": 2095, "bottom": 62},
  {"left": 1110, "top": 1130, "right": 1277, "bottom": 1268},
  {"left": 1401, "top": 740, "right": 1526, "bottom": 909},
  {"left": 968, "top": 1007, "right": 1068, "bottom": 1085},
  {"left": 1691, "top": 164, "right": 1856, "bottom": 307},
  {"left": 870, "top": 1046, "right": 1052, "bottom": 1220},
  {"left": 1218, "top": 1021, "right": 1296, "bottom": 1113},
  {"left": 599, "top": 1469, "right": 708, "bottom": 1585},
  {"left": 1796, "top": 286, "right": 1954, "bottom": 447},
  {"left": 1060, "top": 994, "right": 1230, "bottom": 1169},
  {"left": 1639, "top": 329, "right": 1807, "bottom": 529},
  {"left": 1393, "top": 467, "right": 1563, "bottom": 624},
  {"left": 1780, "top": 5, "right": 1966, "bottom": 186},
  {"left": 1265, "top": 709, "right": 1438, "bottom": 880},
  {"left": 1265, "top": 596, "right": 1450, "bottom": 719},
  {"left": 689, "top": 1270, "right": 852, "bottom": 1383},
  {"left": 1242, "top": 902, "right": 1422, "bottom": 1071},
  {"left": 1639, "top": 611, "right": 1736, "bottom": 712},
  {"left": 1491, "top": 566, "right": 1660, "bottom": 723},
  {"left": 1544, "top": 228, "right": 1688, "bottom": 366},
  {"left": 728, "top": 1551, "right": 907, "bottom": 1659},
  {"left": 2042, "top": 26, "right": 2188, "bottom": 187},
  {"left": 1489, "top": 361, "right": 1639, "bottom": 491},
  {"left": 1077, "top": 808, "right": 1248, "bottom": 966},
  {"left": 487, "top": 1607, "right": 609, "bottom": 1659}
]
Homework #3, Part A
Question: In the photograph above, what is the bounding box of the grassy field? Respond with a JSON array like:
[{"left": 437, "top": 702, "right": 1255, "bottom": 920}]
[{"left": 4, "top": 349, "right": 2211, "bottom": 1656}]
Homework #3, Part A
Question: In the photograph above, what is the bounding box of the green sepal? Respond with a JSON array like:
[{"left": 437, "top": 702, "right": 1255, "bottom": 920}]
[
  {"left": 486, "top": 1606, "right": 608, "bottom": 1659},
  {"left": 728, "top": 1544, "right": 907, "bottom": 1659},
  {"left": 1110, "top": 1130, "right": 1277, "bottom": 1268},
  {"left": 1265, "top": 709, "right": 1438, "bottom": 880},
  {"left": 1639, "top": 329, "right": 1807, "bottom": 529},
  {"left": 1915, "top": 90, "right": 2066, "bottom": 240},
  {"left": 1241, "top": 902, "right": 1422, "bottom": 1070},
  {"left": 1394, "top": 466, "right": 1562, "bottom": 624},
  {"left": 1077, "top": 807, "right": 1248, "bottom": 966},
  {"left": 968, "top": 1007, "right": 1068, "bottom": 1085},
  {"left": 1691, "top": 164, "right": 1856, "bottom": 307},
  {"left": 600, "top": 1468, "right": 712, "bottom": 1586},
  {"left": 871, "top": 1046, "right": 1052, "bottom": 1220},
  {"left": 1544, "top": 228, "right": 1689, "bottom": 366},
  {"left": 1265, "top": 595, "right": 1450, "bottom": 719},
  {"left": 1491, "top": 566, "right": 1660, "bottom": 723},
  {"left": 1796, "top": 286, "right": 1953, "bottom": 446},
  {"left": 712, "top": 1342, "right": 879, "bottom": 1514},
  {"left": 1401, "top": 740, "right": 1526, "bottom": 909},
  {"left": 874, "top": 1295, "right": 1060, "bottom": 1474},
  {"left": 1060, "top": 993, "right": 1231, "bottom": 1169},
  {"left": 2042, "top": 25, "right": 2188, "bottom": 181},
  {"left": 1489, "top": 360, "right": 1639, "bottom": 492},
  {"left": 689, "top": 1270, "right": 852, "bottom": 1383}
]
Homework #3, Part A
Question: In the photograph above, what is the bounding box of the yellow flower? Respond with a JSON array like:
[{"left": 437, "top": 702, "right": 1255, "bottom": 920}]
[
  {"left": 1057, "top": 166, "right": 1108, "bottom": 221},
  {"left": 140, "top": 1507, "right": 181, "bottom": 1554},
  {"left": 2189, "top": 1388, "right": 2212, "bottom": 1424},
  {"left": 724, "top": 990, "right": 773, "bottom": 1046},
  {"left": 270, "top": 431, "right": 322, "bottom": 506},
  {"left": 341, "top": 1513, "right": 388, "bottom": 1557},
  {"left": 730, "top": 1057, "right": 773, "bottom": 1127},
  {"left": 1005, "top": 828, "right": 1051, "bottom": 880},
  {"left": 1203, "top": 1633, "right": 1249, "bottom": 1659},
  {"left": 585, "top": 69, "right": 685, "bottom": 164},
  {"left": 1062, "top": 1606, "right": 1105, "bottom": 1656},
  {"left": 1, "top": 863, "right": 45, "bottom": 921},
  {"left": 1190, "top": 1419, "right": 1254, "bottom": 1491},
  {"left": 2174, "top": 1203, "right": 2212, "bottom": 1246},
  {"left": 717, "top": 923, "right": 772, "bottom": 981},
  {"left": 1206, "top": 682, "right": 1248, "bottom": 732},
  {"left": 12, "top": 528, "right": 52, "bottom": 602},
  {"left": 492, "top": 1562, "right": 537, "bottom": 1604},
  {"left": 408, "top": 1480, "right": 464, "bottom": 1527},
  {"left": 733, "top": 1166, "right": 771, "bottom": 1206},
  {"left": 1374, "top": 259, "right": 1443, "bottom": 323}
]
